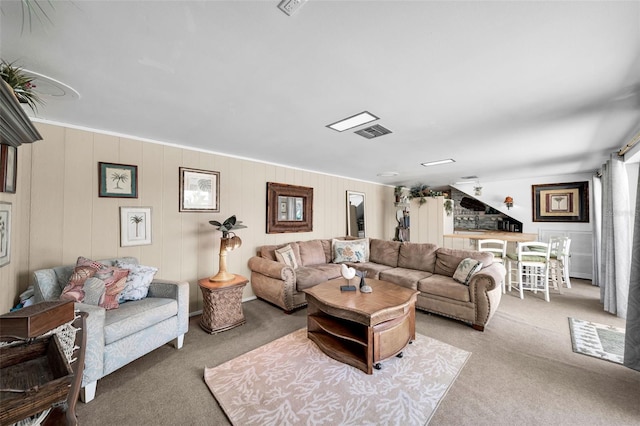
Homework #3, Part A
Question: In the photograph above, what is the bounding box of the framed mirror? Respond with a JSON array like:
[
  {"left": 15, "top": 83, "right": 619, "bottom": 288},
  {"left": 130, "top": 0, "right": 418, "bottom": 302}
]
[
  {"left": 266, "top": 182, "right": 313, "bottom": 233},
  {"left": 346, "top": 191, "right": 366, "bottom": 238}
]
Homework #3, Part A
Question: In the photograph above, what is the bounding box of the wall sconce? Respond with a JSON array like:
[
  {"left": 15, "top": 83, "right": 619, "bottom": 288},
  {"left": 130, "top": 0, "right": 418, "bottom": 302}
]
[
  {"left": 208, "top": 215, "right": 247, "bottom": 282},
  {"left": 504, "top": 196, "right": 514, "bottom": 210}
]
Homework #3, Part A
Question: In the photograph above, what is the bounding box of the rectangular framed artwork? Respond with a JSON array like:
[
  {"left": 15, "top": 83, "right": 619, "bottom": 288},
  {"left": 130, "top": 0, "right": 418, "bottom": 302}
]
[
  {"left": 266, "top": 182, "right": 313, "bottom": 233},
  {"left": 0, "top": 145, "right": 17, "bottom": 193},
  {"left": 99, "top": 162, "right": 138, "bottom": 198},
  {"left": 179, "top": 167, "right": 220, "bottom": 212},
  {"left": 120, "top": 206, "right": 152, "bottom": 247},
  {"left": 532, "top": 181, "right": 589, "bottom": 222},
  {"left": 0, "top": 202, "right": 11, "bottom": 267}
]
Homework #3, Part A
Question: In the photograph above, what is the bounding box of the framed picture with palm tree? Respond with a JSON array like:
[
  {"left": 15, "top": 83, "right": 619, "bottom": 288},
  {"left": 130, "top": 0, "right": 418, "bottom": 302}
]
[
  {"left": 532, "top": 181, "right": 589, "bottom": 222},
  {"left": 120, "top": 206, "right": 152, "bottom": 247},
  {"left": 99, "top": 162, "right": 138, "bottom": 198},
  {"left": 179, "top": 167, "right": 220, "bottom": 212}
]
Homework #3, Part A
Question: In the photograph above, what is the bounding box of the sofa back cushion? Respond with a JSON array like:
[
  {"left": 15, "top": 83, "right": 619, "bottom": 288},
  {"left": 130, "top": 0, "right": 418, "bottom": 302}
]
[
  {"left": 298, "top": 240, "right": 327, "bottom": 266},
  {"left": 434, "top": 248, "right": 494, "bottom": 277},
  {"left": 369, "top": 239, "right": 402, "bottom": 267},
  {"left": 259, "top": 243, "right": 301, "bottom": 265},
  {"left": 397, "top": 242, "right": 438, "bottom": 272}
]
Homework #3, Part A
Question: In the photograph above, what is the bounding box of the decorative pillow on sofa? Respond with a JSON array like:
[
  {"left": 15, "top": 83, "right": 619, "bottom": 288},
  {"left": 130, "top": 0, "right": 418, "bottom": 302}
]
[
  {"left": 116, "top": 261, "right": 158, "bottom": 302},
  {"left": 96, "top": 267, "right": 130, "bottom": 309},
  {"left": 332, "top": 239, "right": 367, "bottom": 263},
  {"left": 82, "top": 277, "right": 106, "bottom": 306},
  {"left": 59, "top": 256, "right": 105, "bottom": 302},
  {"left": 274, "top": 245, "right": 299, "bottom": 269},
  {"left": 453, "top": 258, "right": 483, "bottom": 285}
]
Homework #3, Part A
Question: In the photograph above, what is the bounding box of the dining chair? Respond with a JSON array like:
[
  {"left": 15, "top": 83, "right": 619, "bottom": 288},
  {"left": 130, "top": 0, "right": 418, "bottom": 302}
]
[
  {"left": 506, "top": 241, "right": 551, "bottom": 302},
  {"left": 478, "top": 239, "right": 507, "bottom": 293},
  {"left": 549, "top": 236, "right": 571, "bottom": 292}
]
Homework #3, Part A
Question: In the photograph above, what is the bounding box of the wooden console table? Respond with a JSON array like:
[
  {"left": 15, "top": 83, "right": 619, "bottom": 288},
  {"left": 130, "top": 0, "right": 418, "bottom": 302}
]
[
  {"left": 198, "top": 275, "right": 248, "bottom": 334},
  {"left": 304, "top": 278, "right": 418, "bottom": 374}
]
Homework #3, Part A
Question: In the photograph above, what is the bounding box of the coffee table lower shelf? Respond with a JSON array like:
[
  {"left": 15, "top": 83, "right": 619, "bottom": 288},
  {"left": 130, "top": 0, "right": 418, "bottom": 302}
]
[{"left": 307, "top": 303, "right": 414, "bottom": 374}]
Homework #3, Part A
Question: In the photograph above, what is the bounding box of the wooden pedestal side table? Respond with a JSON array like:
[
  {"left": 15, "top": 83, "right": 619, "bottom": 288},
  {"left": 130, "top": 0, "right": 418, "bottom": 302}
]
[{"left": 198, "top": 275, "right": 248, "bottom": 334}]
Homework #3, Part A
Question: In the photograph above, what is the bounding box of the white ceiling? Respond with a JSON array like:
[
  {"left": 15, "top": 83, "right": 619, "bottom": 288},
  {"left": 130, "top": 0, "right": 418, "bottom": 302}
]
[{"left": 2, "top": 0, "right": 639, "bottom": 188}]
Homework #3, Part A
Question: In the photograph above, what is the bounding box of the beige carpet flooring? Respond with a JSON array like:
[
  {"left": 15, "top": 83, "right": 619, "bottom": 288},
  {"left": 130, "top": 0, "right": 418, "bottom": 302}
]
[{"left": 76, "top": 279, "right": 640, "bottom": 425}]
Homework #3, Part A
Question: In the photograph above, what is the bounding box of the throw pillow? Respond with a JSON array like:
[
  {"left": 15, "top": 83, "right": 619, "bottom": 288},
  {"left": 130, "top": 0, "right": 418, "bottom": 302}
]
[
  {"left": 274, "top": 245, "right": 299, "bottom": 269},
  {"left": 453, "top": 258, "right": 483, "bottom": 285},
  {"left": 96, "top": 267, "right": 130, "bottom": 309},
  {"left": 332, "top": 239, "right": 367, "bottom": 263},
  {"left": 83, "top": 277, "right": 106, "bottom": 306},
  {"left": 116, "top": 262, "right": 159, "bottom": 302},
  {"left": 59, "top": 256, "right": 105, "bottom": 302}
]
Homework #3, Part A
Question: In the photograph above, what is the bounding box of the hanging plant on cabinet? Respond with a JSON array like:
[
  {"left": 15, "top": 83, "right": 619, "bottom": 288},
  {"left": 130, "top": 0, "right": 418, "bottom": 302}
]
[
  {"left": 0, "top": 60, "right": 44, "bottom": 112},
  {"left": 408, "top": 184, "right": 443, "bottom": 207}
]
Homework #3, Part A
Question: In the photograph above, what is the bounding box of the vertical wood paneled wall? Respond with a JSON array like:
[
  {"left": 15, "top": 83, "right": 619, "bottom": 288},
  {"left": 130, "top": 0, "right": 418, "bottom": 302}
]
[{"left": 0, "top": 122, "right": 396, "bottom": 313}]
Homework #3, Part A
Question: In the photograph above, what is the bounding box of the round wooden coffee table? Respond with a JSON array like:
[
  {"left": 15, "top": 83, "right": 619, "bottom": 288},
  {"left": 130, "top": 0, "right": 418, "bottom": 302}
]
[{"left": 303, "top": 277, "right": 418, "bottom": 374}]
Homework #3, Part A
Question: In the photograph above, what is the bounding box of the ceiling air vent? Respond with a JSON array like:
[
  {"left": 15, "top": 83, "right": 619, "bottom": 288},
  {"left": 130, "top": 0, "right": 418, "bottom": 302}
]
[{"left": 354, "top": 124, "right": 392, "bottom": 139}]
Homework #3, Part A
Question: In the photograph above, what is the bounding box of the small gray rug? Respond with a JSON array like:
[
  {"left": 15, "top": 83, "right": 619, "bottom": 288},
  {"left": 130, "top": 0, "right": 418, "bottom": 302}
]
[
  {"left": 568, "top": 317, "right": 625, "bottom": 364},
  {"left": 204, "top": 328, "right": 470, "bottom": 425}
]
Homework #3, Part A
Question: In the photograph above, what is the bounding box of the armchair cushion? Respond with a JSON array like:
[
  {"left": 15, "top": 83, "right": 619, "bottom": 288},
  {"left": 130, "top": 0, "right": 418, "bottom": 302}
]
[
  {"left": 104, "top": 297, "right": 178, "bottom": 345},
  {"left": 59, "top": 256, "right": 105, "bottom": 302},
  {"left": 116, "top": 262, "right": 158, "bottom": 302}
]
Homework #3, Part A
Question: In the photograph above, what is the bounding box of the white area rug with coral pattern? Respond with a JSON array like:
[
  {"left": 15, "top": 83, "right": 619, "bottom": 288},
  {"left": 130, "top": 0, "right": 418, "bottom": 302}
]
[{"left": 204, "top": 328, "right": 470, "bottom": 425}]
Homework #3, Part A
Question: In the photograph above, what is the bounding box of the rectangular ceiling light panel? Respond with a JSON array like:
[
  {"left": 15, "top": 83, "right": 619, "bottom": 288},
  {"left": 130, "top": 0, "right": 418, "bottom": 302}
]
[
  {"left": 421, "top": 159, "right": 455, "bottom": 167},
  {"left": 327, "top": 111, "right": 379, "bottom": 132}
]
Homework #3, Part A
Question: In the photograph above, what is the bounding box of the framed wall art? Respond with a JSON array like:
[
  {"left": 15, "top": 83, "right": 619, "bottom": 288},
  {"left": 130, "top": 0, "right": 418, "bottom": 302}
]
[
  {"left": 179, "top": 167, "right": 220, "bottom": 212},
  {"left": 532, "top": 181, "right": 589, "bottom": 222},
  {"left": 266, "top": 182, "right": 313, "bottom": 233},
  {"left": 120, "top": 206, "right": 152, "bottom": 247},
  {"left": 0, "top": 145, "right": 17, "bottom": 193},
  {"left": 0, "top": 202, "right": 11, "bottom": 267},
  {"left": 99, "top": 162, "right": 138, "bottom": 198}
]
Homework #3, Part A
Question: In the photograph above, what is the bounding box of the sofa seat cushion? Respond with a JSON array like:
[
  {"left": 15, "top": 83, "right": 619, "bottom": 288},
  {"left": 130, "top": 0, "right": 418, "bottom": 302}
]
[
  {"left": 309, "top": 263, "right": 342, "bottom": 280},
  {"left": 296, "top": 267, "right": 333, "bottom": 291},
  {"left": 298, "top": 240, "right": 327, "bottom": 266},
  {"left": 418, "top": 275, "right": 471, "bottom": 303},
  {"left": 398, "top": 242, "right": 438, "bottom": 272},
  {"left": 379, "top": 268, "right": 432, "bottom": 290},
  {"left": 104, "top": 297, "right": 178, "bottom": 345},
  {"left": 349, "top": 262, "right": 394, "bottom": 280}
]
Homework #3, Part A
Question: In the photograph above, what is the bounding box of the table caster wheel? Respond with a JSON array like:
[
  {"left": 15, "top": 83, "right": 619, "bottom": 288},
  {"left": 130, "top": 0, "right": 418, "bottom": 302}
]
[
  {"left": 396, "top": 352, "right": 403, "bottom": 358},
  {"left": 374, "top": 363, "right": 382, "bottom": 370}
]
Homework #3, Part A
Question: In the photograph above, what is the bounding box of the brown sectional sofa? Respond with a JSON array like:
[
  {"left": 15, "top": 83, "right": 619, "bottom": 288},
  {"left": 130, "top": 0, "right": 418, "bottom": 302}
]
[{"left": 248, "top": 238, "right": 505, "bottom": 331}]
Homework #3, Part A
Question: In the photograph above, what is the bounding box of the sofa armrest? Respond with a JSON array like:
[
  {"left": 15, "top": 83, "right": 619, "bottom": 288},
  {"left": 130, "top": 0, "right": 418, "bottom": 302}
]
[
  {"left": 248, "top": 256, "right": 293, "bottom": 281},
  {"left": 468, "top": 263, "right": 506, "bottom": 328},
  {"left": 147, "top": 279, "right": 189, "bottom": 335},
  {"left": 74, "top": 302, "right": 105, "bottom": 387},
  {"left": 248, "top": 256, "right": 298, "bottom": 311}
]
